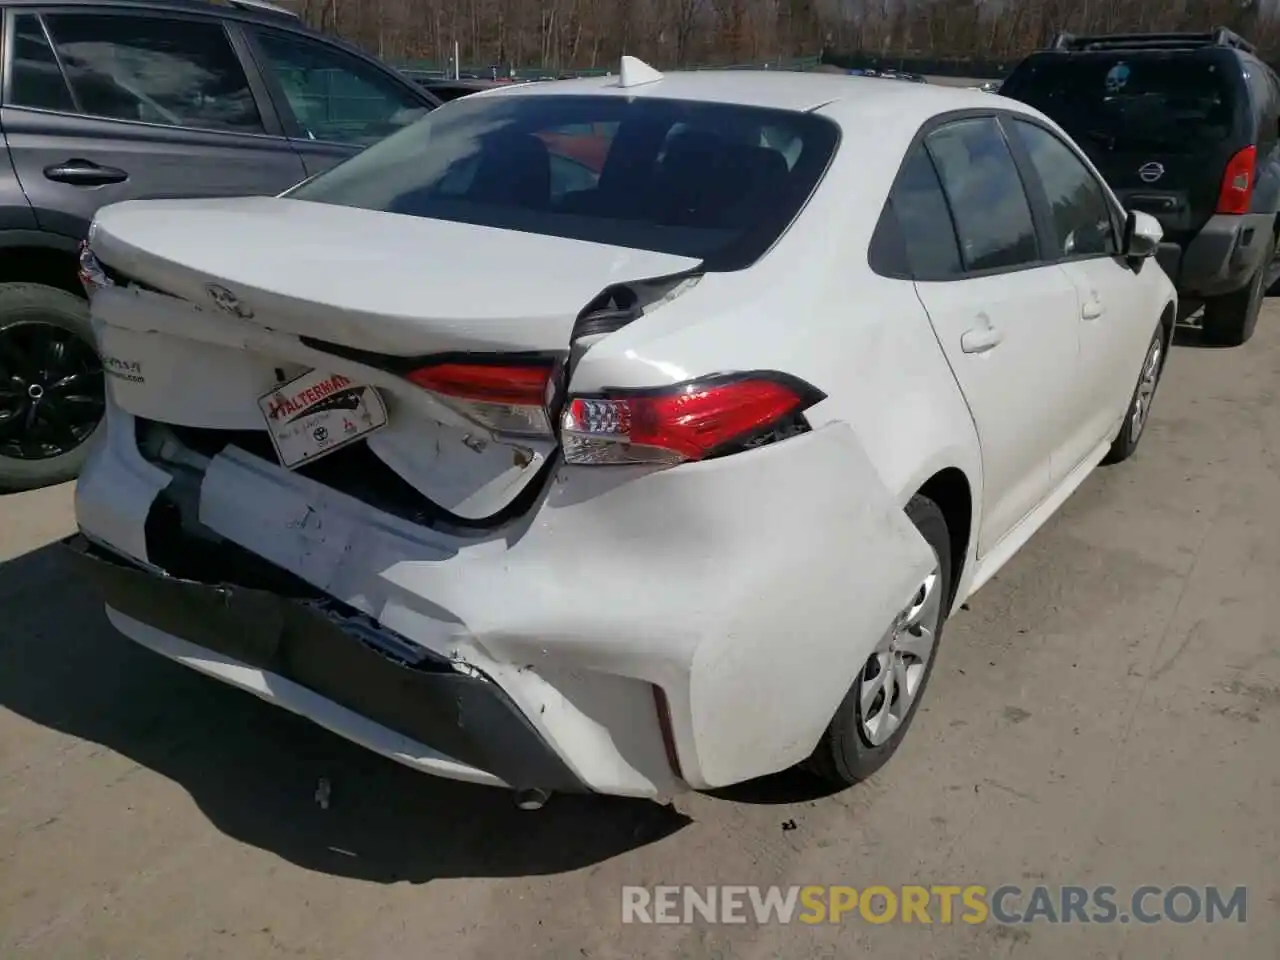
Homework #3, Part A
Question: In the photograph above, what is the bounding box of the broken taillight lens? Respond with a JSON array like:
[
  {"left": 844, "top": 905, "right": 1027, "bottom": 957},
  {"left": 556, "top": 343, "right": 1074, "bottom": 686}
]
[
  {"left": 560, "top": 372, "right": 824, "bottom": 466},
  {"left": 78, "top": 241, "right": 114, "bottom": 296},
  {"left": 406, "top": 361, "right": 556, "bottom": 437}
]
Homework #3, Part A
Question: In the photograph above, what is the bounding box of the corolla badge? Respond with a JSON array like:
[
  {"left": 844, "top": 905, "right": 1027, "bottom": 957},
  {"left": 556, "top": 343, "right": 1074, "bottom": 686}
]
[
  {"left": 205, "top": 283, "right": 254, "bottom": 319},
  {"left": 1138, "top": 162, "right": 1165, "bottom": 184}
]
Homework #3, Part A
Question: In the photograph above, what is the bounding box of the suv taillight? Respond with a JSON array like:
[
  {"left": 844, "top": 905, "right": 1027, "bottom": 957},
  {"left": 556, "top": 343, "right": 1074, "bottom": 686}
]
[
  {"left": 1217, "top": 145, "right": 1257, "bottom": 215},
  {"left": 560, "top": 372, "right": 825, "bottom": 466}
]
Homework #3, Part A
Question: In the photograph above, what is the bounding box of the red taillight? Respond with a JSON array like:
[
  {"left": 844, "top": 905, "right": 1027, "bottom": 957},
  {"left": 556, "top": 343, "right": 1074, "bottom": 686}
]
[
  {"left": 560, "top": 372, "right": 824, "bottom": 466},
  {"left": 1217, "top": 145, "right": 1256, "bottom": 215},
  {"left": 406, "top": 361, "right": 555, "bottom": 437}
]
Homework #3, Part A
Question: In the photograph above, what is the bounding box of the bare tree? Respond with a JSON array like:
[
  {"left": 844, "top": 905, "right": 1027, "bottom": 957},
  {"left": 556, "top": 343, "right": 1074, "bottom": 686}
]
[{"left": 299, "top": 0, "right": 1280, "bottom": 70}]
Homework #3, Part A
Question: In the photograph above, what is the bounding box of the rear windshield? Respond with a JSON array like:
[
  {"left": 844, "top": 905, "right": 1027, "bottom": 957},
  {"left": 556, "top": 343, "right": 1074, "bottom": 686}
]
[
  {"left": 287, "top": 94, "right": 840, "bottom": 268},
  {"left": 1001, "top": 54, "right": 1242, "bottom": 154}
]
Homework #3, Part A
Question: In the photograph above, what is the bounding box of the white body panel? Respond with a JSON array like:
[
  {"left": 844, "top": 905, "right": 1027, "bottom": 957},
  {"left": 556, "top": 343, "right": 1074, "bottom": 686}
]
[
  {"left": 73, "top": 71, "right": 1177, "bottom": 797},
  {"left": 913, "top": 268, "right": 1081, "bottom": 554}
]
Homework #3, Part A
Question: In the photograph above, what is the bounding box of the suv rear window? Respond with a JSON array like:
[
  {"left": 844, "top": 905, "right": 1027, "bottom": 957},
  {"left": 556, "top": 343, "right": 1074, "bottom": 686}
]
[
  {"left": 287, "top": 94, "right": 839, "bottom": 268},
  {"left": 1002, "top": 54, "right": 1242, "bottom": 154}
]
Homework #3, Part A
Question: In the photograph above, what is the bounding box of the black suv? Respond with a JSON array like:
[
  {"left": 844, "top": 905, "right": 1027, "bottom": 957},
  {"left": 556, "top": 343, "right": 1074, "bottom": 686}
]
[
  {"left": 0, "top": 0, "right": 438, "bottom": 491},
  {"left": 1001, "top": 28, "right": 1280, "bottom": 347}
]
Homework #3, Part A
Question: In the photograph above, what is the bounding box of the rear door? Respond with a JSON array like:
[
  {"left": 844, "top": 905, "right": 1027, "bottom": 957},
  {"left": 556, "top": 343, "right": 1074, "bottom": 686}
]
[
  {"left": 1001, "top": 52, "right": 1249, "bottom": 247},
  {"left": 1004, "top": 115, "right": 1151, "bottom": 471},
  {"left": 1, "top": 7, "right": 307, "bottom": 243},
  {"left": 241, "top": 26, "right": 436, "bottom": 177},
  {"left": 901, "top": 118, "right": 1083, "bottom": 556}
]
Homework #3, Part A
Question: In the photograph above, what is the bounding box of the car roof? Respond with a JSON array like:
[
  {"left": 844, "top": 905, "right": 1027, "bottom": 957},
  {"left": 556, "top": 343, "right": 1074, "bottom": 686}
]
[
  {"left": 0, "top": 0, "right": 307, "bottom": 27},
  {"left": 475, "top": 69, "right": 1030, "bottom": 127}
]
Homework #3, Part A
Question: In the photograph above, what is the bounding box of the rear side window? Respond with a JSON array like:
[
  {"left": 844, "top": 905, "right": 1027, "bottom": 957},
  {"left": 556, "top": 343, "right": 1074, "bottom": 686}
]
[
  {"left": 1011, "top": 120, "right": 1118, "bottom": 258},
  {"left": 252, "top": 29, "right": 428, "bottom": 146},
  {"left": 288, "top": 94, "right": 840, "bottom": 268},
  {"left": 26, "top": 13, "right": 265, "bottom": 132},
  {"left": 9, "top": 15, "right": 76, "bottom": 113},
  {"left": 891, "top": 147, "right": 963, "bottom": 278},
  {"left": 1001, "top": 54, "right": 1241, "bottom": 153},
  {"left": 925, "top": 118, "right": 1040, "bottom": 272}
]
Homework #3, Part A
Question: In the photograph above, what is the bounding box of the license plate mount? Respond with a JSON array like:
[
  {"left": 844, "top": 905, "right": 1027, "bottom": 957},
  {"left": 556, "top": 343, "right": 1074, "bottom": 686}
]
[{"left": 257, "top": 368, "right": 387, "bottom": 469}]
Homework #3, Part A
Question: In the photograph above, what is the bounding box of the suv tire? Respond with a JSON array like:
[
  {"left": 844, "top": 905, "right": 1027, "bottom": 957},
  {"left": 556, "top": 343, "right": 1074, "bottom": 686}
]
[
  {"left": 0, "top": 282, "right": 104, "bottom": 492},
  {"left": 1201, "top": 235, "right": 1273, "bottom": 347}
]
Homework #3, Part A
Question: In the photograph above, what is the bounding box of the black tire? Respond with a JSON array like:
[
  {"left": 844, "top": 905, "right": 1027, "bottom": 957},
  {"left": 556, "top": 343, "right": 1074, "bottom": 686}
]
[
  {"left": 1201, "top": 236, "right": 1273, "bottom": 347},
  {"left": 0, "top": 282, "right": 103, "bottom": 493},
  {"left": 1101, "top": 322, "right": 1167, "bottom": 466},
  {"left": 804, "top": 494, "right": 952, "bottom": 786}
]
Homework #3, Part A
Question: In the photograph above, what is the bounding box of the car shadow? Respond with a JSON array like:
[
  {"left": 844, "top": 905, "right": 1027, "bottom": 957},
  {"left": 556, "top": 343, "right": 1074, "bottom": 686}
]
[
  {"left": 0, "top": 542, "right": 690, "bottom": 884},
  {"left": 707, "top": 768, "right": 844, "bottom": 805}
]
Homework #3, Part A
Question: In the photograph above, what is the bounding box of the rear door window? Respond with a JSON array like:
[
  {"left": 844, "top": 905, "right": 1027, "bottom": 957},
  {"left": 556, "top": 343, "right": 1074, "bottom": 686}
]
[
  {"left": 9, "top": 14, "right": 76, "bottom": 113},
  {"left": 925, "top": 118, "right": 1040, "bottom": 272},
  {"left": 1001, "top": 54, "right": 1240, "bottom": 154},
  {"left": 1010, "top": 119, "right": 1118, "bottom": 258},
  {"left": 29, "top": 12, "right": 264, "bottom": 133},
  {"left": 252, "top": 28, "right": 429, "bottom": 146},
  {"left": 891, "top": 146, "right": 963, "bottom": 278}
]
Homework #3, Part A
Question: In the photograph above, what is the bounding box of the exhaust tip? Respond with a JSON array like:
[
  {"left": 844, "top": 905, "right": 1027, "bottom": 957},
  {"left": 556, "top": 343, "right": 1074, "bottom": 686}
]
[{"left": 514, "top": 788, "right": 551, "bottom": 811}]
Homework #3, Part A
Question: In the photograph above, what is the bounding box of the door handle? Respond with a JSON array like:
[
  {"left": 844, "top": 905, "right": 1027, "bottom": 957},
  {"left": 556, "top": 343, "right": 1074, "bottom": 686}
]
[
  {"left": 43, "top": 159, "right": 129, "bottom": 186},
  {"left": 1081, "top": 294, "right": 1105, "bottom": 320},
  {"left": 960, "top": 321, "right": 1004, "bottom": 354}
]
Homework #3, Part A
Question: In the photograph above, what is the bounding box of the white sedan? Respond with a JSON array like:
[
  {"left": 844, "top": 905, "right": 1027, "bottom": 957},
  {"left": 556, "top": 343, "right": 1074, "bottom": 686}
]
[{"left": 70, "top": 58, "right": 1174, "bottom": 801}]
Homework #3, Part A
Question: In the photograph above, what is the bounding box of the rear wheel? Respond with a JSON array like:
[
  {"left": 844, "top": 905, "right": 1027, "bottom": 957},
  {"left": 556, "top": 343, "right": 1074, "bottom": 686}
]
[
  {"left": 1201, "top": 235, "right": 1273, "bottom": 347},
  {"left": 0, "top": 283, "right": 104, "bottom": 492},
  {"left": 804, "top": 494, "right": 951, "bottom": 786}
]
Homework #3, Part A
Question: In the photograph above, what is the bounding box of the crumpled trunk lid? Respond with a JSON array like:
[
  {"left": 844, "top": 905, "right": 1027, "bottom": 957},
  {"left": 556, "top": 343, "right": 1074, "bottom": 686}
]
[
  {"left": 88, "top": 196, "right": 700, "bottom": 522},
  {"left": 90, "top": 196, "right": 700, "bottom": 355}
]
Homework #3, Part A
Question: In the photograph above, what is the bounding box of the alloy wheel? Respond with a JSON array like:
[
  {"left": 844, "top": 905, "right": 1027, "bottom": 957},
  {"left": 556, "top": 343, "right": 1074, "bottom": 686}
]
[
  {"left": 0, "top": 321, "right": 105, "bottom": 461},
  {"left": 857, "top": 562, "right": 944, "bottom": 747},
  {"left": 1129, "top": 336, "right": 1162, "bottom": 444}
]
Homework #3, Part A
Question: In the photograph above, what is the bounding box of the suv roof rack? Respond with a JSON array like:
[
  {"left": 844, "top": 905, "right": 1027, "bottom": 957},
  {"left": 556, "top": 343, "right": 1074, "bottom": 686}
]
[{"left": 1050, "top": 26, "right": 1255, "bottom": 55}]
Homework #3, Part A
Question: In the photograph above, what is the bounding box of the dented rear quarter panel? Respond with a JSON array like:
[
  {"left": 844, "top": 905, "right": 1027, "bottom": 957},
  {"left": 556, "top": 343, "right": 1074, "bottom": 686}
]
[{"left": 569, "top": 136, "right": 986, "bottom": 612}]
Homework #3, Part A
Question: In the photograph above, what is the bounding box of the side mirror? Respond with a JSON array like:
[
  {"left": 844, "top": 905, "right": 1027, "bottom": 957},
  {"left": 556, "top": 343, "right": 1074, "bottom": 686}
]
[{"left": 1122, "top": 209, "right": 1163, "bottom": 260}]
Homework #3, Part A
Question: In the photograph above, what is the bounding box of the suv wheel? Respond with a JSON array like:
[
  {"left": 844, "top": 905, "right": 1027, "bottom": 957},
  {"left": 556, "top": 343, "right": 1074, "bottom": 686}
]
[
  {"left": 1201, "top": 234, "right": 1274, "bottom": 347},
  {"left": 0, "top": 282, "right": 105, "bottom": 492}
]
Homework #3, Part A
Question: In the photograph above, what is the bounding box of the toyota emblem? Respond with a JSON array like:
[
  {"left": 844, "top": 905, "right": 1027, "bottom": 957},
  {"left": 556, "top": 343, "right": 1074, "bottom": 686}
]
[
  {"left": 205, "top": 283, "right": 254, "bottom": 319},
  {"left": 1138, "top": 162, "right": 1165, "bottom": 184}
]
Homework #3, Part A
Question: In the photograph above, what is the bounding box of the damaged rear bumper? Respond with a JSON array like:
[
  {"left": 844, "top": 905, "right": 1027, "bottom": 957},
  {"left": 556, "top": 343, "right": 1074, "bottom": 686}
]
[
  {"left": 75, "top": 396, "right": 936, "bottom": 796},
  {"left": 62, "top": 534, "right": 586, "bottom": 793}
]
